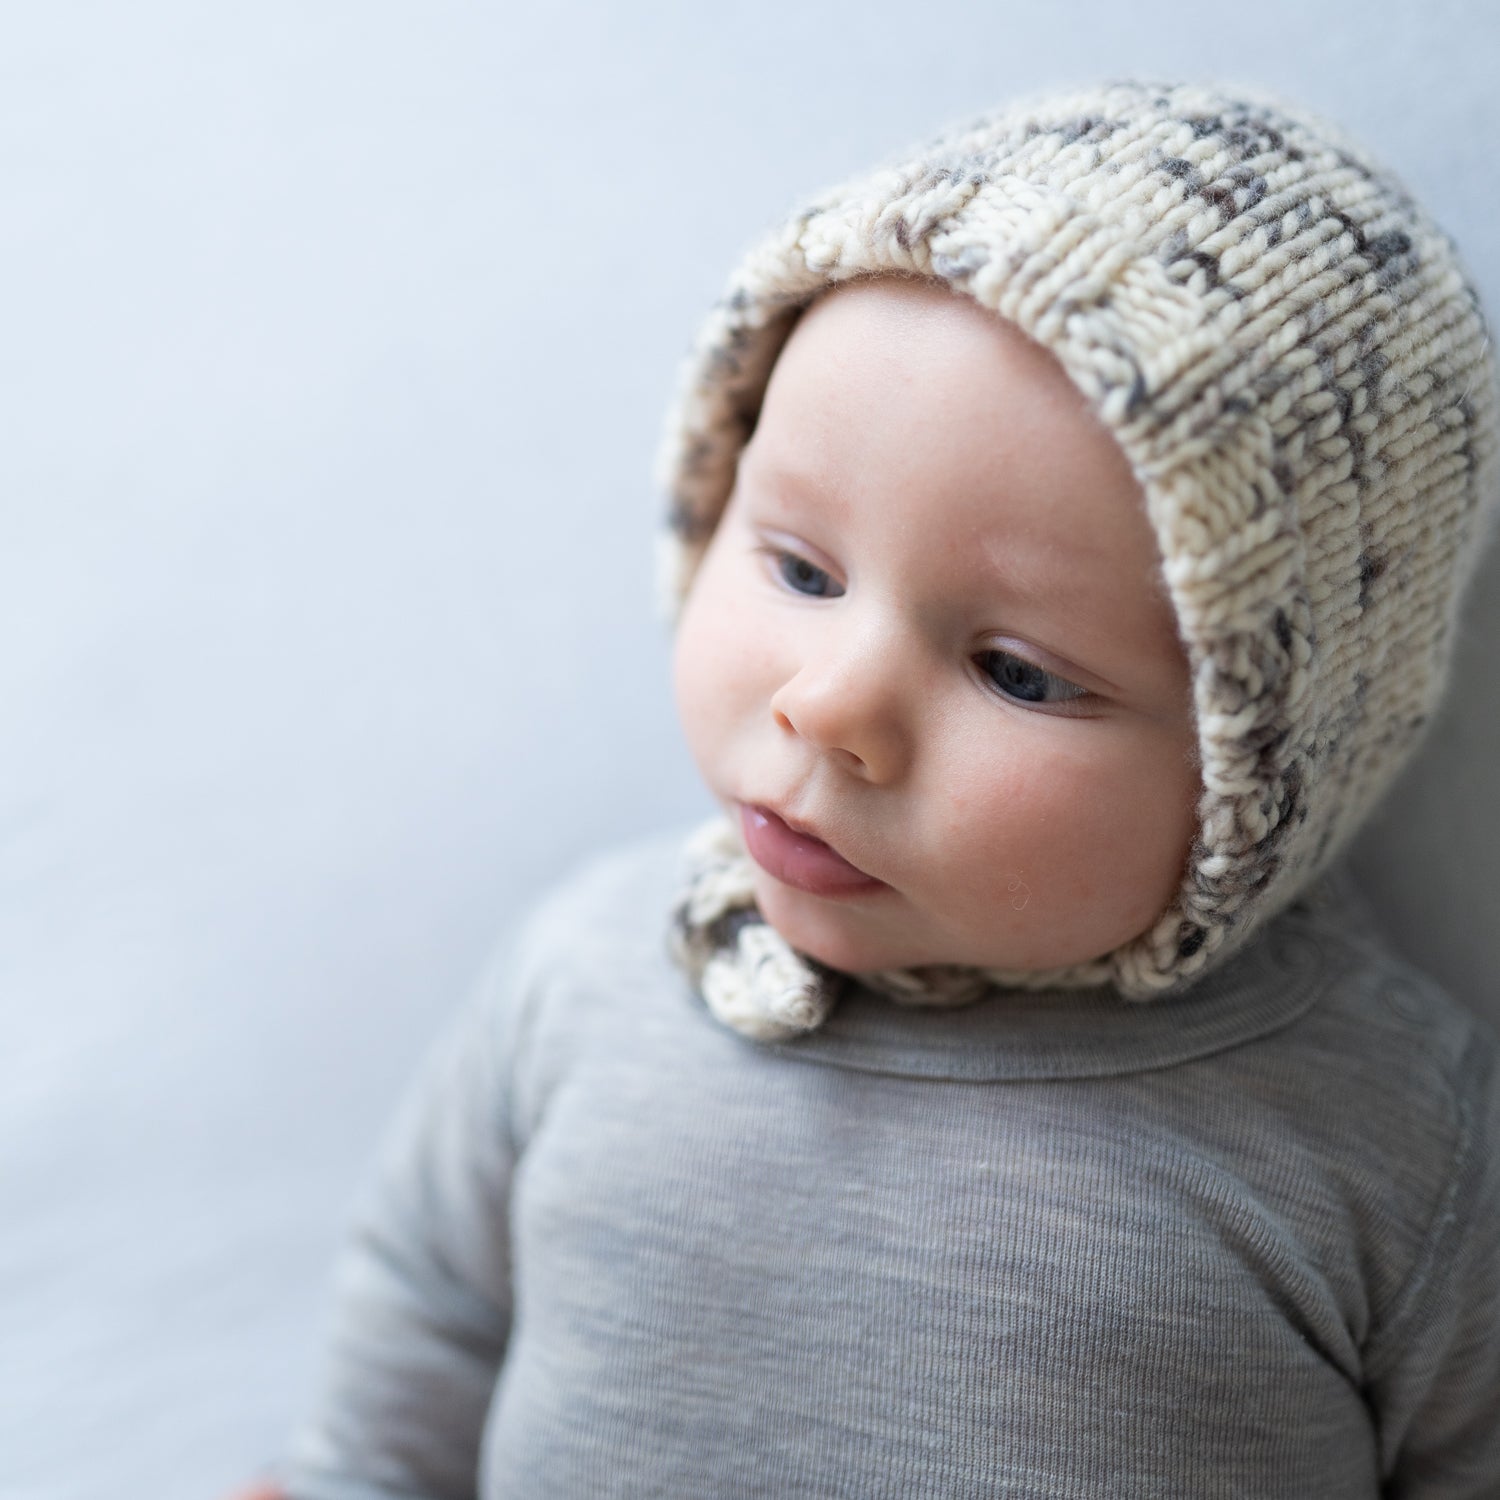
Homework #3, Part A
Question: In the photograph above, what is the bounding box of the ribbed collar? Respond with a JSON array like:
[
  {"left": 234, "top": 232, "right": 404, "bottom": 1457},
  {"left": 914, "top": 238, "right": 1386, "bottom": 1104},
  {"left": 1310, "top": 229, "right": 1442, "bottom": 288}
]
[{"left": 757, "top": 907, "right": 1329, "bottom": 1082}]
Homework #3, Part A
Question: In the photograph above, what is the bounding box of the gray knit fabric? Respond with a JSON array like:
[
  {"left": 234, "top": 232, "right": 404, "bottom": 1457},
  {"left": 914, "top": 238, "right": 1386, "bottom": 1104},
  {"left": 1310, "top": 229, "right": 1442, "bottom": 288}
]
[
  {"left": 286, "top": 836, "right": 1500, "bottom": 1499},
  {"left": 661, "top": 81, "right": 1500, "bottom": 1037}
]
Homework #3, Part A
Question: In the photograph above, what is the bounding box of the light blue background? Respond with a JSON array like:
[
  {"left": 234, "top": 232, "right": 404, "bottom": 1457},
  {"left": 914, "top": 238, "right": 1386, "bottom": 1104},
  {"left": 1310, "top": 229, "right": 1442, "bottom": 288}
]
[{"left": 5, "top": 3, "right": 1498, "bottom": 1495}]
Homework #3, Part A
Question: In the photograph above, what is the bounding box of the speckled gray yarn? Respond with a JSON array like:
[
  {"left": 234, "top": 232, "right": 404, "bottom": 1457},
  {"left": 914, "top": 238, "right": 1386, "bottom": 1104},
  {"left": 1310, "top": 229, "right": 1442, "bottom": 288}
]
[{"left": 663, "top": 81, "right": 1500, "bottom": 1041}]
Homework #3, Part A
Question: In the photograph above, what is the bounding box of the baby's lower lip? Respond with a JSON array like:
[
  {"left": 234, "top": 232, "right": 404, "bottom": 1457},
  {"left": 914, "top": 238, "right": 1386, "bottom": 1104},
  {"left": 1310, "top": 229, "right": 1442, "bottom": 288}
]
[{"left": 738, "top": 805, "right": 886, "bottom": 897}]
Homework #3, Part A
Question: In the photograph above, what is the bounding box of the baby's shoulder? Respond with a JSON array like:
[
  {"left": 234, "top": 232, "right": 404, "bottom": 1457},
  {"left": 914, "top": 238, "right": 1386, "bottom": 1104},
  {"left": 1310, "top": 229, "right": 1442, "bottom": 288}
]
[
  {"left": 1259, "top": 899, "right": 1500, "bottom": 1370},
  {"left": 1240, "top": 890, "right": 1500, "bottom": 1218},
  {"left": 1274, "top": 891, "right": 1497, "bottom": 1100}
]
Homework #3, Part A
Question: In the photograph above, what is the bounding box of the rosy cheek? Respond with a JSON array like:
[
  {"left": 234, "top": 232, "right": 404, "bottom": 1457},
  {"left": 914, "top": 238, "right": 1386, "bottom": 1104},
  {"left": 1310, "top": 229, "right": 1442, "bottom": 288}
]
[
  {"left": 674, "top": 580, "right": 762, "bottom": 769},
  {"left": 949, "top": 737, "right": 1132, "bottom": 897}
]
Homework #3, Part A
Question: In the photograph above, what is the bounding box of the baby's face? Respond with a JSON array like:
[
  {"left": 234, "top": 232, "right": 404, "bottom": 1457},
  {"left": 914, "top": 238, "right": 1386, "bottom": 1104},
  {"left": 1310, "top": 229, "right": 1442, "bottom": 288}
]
[{"left": 674, "top": 279, "right": 1200, "bottom": 976}]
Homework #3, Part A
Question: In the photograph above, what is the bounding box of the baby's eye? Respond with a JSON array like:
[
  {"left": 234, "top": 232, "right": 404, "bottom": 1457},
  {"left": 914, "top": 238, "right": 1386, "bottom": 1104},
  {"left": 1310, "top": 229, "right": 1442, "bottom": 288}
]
[
  {"left": 976, "top": 649, "right": 1087, "bottom": 707},
  {"left": 776, "top": 551, "right": 844, "bottom": 598}
]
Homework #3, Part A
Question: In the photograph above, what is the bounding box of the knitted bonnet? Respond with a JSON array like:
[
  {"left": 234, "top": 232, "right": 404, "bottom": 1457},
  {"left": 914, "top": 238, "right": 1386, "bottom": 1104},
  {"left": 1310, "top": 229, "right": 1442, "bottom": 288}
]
[{"left": 663, "top": 81, "right": 1500, "bottom": 1043}]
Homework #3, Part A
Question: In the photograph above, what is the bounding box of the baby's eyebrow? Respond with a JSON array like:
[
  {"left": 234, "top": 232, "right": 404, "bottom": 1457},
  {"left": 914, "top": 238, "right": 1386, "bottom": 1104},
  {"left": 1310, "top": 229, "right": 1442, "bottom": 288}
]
[
  {"left": 736, "top": 451, "right": 831, "bottom": 505},
  {"left": 968, "top": 530, "right": 1106, "bottom": 612}
]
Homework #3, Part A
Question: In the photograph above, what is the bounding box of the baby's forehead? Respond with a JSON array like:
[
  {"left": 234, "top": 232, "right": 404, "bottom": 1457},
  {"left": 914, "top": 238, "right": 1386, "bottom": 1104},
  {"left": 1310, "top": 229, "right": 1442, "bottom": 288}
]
[{"left": 749, "top": 279, "right": 1153, "bottom": 550}]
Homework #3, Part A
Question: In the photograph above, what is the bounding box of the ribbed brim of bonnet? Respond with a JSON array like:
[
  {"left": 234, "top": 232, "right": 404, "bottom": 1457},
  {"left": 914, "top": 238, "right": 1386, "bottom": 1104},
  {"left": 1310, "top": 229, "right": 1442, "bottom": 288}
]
[{"left": 660, "top": 80, "right": 1500, "bottom": 1003}]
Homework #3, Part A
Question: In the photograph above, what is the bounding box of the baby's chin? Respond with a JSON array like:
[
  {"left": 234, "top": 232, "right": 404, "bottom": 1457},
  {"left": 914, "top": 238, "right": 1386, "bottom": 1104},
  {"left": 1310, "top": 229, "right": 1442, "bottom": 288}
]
[
  {"left": 750, "top": 870, "right": 899, "bottom": 973},
  {"left": 750, "top": 867, "right": 1137, "bottom": 977},
  {"left": 751, "top": 868, "right": 975, "bottom": 976}
]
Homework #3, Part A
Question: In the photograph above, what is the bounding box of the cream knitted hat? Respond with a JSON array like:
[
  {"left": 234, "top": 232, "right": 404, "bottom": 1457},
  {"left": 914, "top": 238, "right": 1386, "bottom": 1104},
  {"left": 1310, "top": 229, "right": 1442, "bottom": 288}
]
[{"left": 663, "top": 81, "right": 1499, "bottom": 1042}]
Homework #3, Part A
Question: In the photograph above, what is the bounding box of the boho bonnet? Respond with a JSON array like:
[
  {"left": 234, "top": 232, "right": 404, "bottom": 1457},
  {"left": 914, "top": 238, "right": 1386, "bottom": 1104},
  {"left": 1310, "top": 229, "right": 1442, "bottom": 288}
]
[{"left": 663, "top": 81, "right": 1500, "bottom": 1042}]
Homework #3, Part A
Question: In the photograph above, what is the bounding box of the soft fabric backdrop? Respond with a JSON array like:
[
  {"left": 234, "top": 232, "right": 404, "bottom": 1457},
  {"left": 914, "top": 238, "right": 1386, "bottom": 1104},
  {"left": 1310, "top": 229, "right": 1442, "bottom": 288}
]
[{"left": 3, "top": 3, "right": 1497, "bottom": 1495}]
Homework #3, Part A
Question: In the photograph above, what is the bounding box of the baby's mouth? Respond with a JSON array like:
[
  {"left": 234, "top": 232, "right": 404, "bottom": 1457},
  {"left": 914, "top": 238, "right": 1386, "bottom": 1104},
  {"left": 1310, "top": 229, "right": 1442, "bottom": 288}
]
[{"left": 737, "top": 804, "right": 885, "bottom": 897}]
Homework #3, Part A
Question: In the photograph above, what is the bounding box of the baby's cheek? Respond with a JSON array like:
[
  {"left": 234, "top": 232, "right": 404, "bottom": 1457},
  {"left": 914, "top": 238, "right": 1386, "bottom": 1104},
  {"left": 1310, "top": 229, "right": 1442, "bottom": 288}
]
[
  {"left": 673, "top": 560, "right": 733, "bottom": 689},
  {"left": 1051, "top": 742, "right": 1197, "bottom": 938},
  {"left": 670, "top": 612, "right": 724, "bottom": 772},
  {"left": 673, "top": 595, "right": 779, "bottom": 795},
  {"left": 935, "top": 769, "right": 1067, "bottom": 919},
  {"left": 940, "top": 734, "right": 1181, "bottom": 963}
]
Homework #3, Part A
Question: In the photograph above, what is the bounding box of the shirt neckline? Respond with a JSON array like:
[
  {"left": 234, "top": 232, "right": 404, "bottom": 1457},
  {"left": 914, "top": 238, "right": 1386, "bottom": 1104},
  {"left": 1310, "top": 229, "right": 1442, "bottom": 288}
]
[{"left": 757, "top": 909, "right": 1327, "bottom": 1082}]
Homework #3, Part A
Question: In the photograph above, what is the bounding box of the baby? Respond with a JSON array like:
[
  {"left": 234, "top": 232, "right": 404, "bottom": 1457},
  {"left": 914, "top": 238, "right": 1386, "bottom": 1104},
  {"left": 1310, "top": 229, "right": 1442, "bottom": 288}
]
[{"left": 276, "top": 82, "right": 1500, "bottom": 1497}]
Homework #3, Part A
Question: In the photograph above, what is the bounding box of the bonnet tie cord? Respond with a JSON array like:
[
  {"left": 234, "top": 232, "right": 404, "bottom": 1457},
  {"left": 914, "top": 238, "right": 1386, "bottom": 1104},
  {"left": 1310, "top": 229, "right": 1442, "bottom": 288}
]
[{"left": 669, "top": 816, "right": 1007, "bottom": 1041}]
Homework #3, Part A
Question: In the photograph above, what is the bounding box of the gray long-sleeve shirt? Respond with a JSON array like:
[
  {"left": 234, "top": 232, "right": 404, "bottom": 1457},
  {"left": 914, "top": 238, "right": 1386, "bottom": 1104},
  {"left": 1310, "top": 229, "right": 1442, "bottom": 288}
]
[{"left": 287, "top": 835, "right": 1500, "bottom": 1498}]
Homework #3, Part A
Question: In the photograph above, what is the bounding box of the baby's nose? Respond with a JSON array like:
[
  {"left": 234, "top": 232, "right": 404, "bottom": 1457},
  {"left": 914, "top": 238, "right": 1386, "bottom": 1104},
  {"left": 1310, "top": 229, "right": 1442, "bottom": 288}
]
[{"left": 768, "top": 638, "right": 912, "bottom": 784}]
